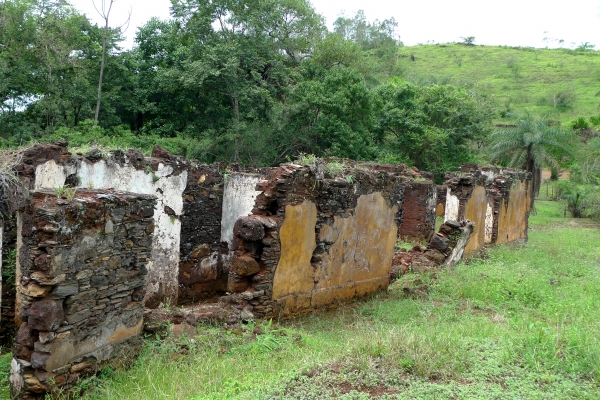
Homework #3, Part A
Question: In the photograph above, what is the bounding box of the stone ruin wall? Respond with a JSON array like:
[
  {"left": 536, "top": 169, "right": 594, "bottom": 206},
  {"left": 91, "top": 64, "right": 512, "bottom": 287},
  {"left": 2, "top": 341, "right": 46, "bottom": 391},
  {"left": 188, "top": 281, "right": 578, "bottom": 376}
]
[
  {"left": 445, "top": 165, "right": 532, "bottom": 254},
  {"left": 1, "top": 215, "right": 17, "bottom": 344},
  {"left": 225, "top": 163, "right": 408, "bottom": 318},
  {"left": 1, "top": 145, "right": 533, "bottom": 331},
  {"left": 435, "top": 185, "right": 447, "bottom": 217},
  {"left": 399, "top": 181, "right": 437, "bottom": 241},
  {"left": 0, "top": 143, "right": 534, "bottom": 398},
  {"left": 10, "top": 189, "right": 155, "bottom": 399},
  {"left": 32, "top": 146, "right": 187, "bottom": 309}
]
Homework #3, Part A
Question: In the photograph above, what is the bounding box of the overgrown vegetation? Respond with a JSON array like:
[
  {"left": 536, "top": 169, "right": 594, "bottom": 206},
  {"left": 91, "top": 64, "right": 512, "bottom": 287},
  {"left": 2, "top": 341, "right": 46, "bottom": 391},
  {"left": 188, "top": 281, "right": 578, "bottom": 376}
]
[
  {"left": 9, "top": 200, "right": 590, "bottom": 399},
  {"left": 1, "top": 0, "right": 494, "bottom": 179},
  {"left": 1, "top": 248, "right": 17, "bottom": 290}
]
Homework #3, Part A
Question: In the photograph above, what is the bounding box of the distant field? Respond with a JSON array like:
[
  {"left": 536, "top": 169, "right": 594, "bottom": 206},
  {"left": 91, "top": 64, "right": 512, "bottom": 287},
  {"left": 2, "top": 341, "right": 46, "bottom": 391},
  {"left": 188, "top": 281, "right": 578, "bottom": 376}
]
[{"left": 397, "top": 44, "right": 600, "bottom": 124}]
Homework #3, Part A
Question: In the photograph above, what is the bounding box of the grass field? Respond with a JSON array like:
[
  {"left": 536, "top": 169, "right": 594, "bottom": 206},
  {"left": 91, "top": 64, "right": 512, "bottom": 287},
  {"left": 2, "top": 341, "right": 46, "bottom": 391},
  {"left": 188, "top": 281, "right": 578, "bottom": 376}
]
[
  {"left": 397, "top": 44, "right": 600, "bottom": 124},
  {"left": 2, "top": 200, "right": 599, "bottom": 399}
]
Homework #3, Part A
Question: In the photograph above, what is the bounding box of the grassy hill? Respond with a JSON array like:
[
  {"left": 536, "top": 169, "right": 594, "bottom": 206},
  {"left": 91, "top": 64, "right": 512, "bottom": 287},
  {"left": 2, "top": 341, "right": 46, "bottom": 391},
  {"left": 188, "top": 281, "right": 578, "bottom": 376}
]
[{"left": 396, "top": 44, "right": 600, "bottom": 124}]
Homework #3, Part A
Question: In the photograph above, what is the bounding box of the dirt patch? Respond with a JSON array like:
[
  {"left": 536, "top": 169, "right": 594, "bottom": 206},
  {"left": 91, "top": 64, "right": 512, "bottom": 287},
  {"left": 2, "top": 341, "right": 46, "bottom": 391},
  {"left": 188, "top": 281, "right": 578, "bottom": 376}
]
[
  {"left": 541, "top": 170, "right": 569, "bottom": 180},
  {"left": 299, "top": 364, "right": 402, "bottom": 398}
]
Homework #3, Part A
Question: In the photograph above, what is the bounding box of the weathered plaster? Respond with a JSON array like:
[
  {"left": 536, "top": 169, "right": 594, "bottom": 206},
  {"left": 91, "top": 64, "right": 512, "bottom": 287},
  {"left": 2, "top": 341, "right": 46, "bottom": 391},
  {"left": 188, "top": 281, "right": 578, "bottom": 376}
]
[
  {"left": 33, "top": 160, "right": 187, "bottom": 307},
  {"left": 497, "top": 181, "right": 531, "bottom": 244},
  {"left": 41, "top": 312, "right": 143, "bottom": 371},
  {"left": 464, "top": 186, "right": 488, "bottom": 254},
  {"left": 220, "top": 173, "right": 261, "bottom": 251},
  {"left": 481, "top": 170, "right": 496, "bottom": 181},
  {"left": 316, "top": 193, "right": 398, "bottom": 287},
  {"left": 34, "top": 160, "right": 70, "bottom": 189},
  {"left": 445, "top": 188, "right": 460, "bottom": 222},
  {"left": 272, "top": 193, "right": 397, "bottom": 311},
  {"left": 443, "top": 221, "right": 475, "bottom": 267},
  {"left": 313, "top": 192, "right": 397, "bottom": 305},
  {"left": 272, "top": 200, "right": 317, "bottom": 300},
  {"left": 484, "top": 200, "right": 494, "bottom": 243}
]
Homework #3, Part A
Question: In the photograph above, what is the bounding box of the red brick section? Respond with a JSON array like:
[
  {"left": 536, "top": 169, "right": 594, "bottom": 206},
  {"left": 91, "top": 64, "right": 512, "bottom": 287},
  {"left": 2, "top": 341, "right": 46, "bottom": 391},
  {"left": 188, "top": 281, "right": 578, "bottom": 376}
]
[{"left": 399, "top": 181, "right": 436, "bottom": 240}]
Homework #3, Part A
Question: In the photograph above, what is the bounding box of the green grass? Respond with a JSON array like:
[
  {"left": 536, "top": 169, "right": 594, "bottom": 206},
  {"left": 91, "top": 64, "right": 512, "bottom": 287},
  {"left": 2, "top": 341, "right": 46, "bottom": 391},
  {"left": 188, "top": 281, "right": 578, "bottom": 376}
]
[
  {"left": 3, "top": 200, "right": 599, "bottom": 399},
  {"left": 73, "top": 200, "right": 600, "bottom": 399},
  {"left": 398, "top": 44, "right": 600, "bottom": 125},
  {"left": 0, "top": 353, "right": 10, "bottom": 399}
]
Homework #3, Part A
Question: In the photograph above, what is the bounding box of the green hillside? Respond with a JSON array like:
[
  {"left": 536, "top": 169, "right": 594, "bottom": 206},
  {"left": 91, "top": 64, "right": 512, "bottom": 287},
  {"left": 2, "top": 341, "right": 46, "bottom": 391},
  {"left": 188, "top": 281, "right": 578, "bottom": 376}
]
[{"left": 396, "top": 44, "right": 600, "bottom": 124}]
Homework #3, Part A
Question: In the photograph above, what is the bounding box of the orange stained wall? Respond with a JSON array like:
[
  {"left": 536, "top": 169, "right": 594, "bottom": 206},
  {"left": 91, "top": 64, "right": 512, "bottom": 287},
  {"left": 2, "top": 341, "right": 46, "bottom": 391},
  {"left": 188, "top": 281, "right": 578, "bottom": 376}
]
[
  {"left": 497, "top": 181, "right": 531, "bottom": 244},
  {"left": 272, "top": 193, "right": 398, "bottom": 313},
  {"left": 271, "top": 200, "right": 317, "bottom": 301},
  {"left": 464, "top": 186, "right": 488, "bottom": 254}
]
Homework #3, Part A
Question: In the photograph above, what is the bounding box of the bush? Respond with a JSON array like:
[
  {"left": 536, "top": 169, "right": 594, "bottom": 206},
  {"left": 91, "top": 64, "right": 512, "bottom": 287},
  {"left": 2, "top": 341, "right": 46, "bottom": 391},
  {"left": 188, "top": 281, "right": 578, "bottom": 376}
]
[
  {"left": 571, "top": 117, "right": 589, "bottom": 130},
  {"left": 557, "top": 181, "right": 600, "bottom": 218},
  {"left": 590, "top": 115, "right": 600, "bottom": 128},
  {"left": 45, "top": 120, "right": 194, "bottom": 158}
]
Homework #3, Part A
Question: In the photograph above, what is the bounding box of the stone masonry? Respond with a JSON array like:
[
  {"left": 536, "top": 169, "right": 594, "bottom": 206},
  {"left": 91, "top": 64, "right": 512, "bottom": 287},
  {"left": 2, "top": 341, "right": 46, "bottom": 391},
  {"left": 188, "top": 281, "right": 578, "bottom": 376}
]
[
  {"left": 3, "top": 143, "right": 535, "bottom": 399},
  {"left": 10, "top": 189, "right": 155, "bottom": 399},
  {"left": 445, "top": 165, "right": 532, "bottom": 254},
  {"left": 221, "top": 161, "right": 419, "bottom": 319}
]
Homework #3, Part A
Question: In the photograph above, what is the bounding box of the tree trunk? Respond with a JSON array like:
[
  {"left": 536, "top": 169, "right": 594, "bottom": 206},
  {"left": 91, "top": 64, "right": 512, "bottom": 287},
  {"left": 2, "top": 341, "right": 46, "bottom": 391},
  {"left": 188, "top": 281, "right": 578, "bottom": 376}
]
[
  {"left": 95, "top": 1, "right": 113, "bottom": 125},
  {"left": 233, "top": 95, "right": 240, "bottom": 162},
  {"left": 525, "top": 152, "right": 540, "bottom": 212}
]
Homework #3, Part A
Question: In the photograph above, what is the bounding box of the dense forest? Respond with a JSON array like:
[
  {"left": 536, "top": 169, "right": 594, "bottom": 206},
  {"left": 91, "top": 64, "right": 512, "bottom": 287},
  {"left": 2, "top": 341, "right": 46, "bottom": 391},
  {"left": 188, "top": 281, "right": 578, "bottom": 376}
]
[
  {"left": 0, "top": 0, "right": 495, "bottom": 176},
  {"left": 0, "top": 0, "right": 599, "bottom": 216}
]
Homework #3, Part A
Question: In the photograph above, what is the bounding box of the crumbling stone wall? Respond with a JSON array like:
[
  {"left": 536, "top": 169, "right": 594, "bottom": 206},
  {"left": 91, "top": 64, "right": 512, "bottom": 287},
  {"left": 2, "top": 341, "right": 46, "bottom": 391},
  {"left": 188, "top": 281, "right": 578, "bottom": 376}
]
[
  {"left": 220, "top": 163, "right": 411, "bottom": 318},
  {"left": 24, "top": 144, "right": 187, "bottom": 308},
  {"left": 1, "top": 216, "right": 17, "bottom": 345},
  {"left": 490, "top": 171, "right": 531, "bottom": 244},
  {"left": 10, "top": 189, "right": 155, "bottom": 399},
  {"left": 436, "top": 185, "right": 447, "bottom": 217},
  {"left": 178, "top": 164, "right": 226, "bottom": 304},
  {"left": 445, "top": 166, "right": 531, "bottom": 254},
  {"left": 12, "top": 144, "right": 532, "bottom": 320}
]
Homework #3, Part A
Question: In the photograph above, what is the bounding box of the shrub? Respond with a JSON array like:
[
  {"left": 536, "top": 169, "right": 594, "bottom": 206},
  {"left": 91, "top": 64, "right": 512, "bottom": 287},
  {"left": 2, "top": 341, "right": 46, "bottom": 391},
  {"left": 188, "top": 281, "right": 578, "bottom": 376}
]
[
  {"left": 590, "top": 115, "right": 600, "bottom": 128},
  {"left": 571, "top": 117, "right": 589, "bottom": 130},
  {"left": 557, "top": 181, "right": 600, "bottom": 218}
]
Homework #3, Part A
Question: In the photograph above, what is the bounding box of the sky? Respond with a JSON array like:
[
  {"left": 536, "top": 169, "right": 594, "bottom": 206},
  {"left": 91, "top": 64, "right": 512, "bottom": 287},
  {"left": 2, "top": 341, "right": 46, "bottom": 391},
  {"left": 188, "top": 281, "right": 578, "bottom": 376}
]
[{"left": 70, "top": 0, "right": 600, "bottom": 50}]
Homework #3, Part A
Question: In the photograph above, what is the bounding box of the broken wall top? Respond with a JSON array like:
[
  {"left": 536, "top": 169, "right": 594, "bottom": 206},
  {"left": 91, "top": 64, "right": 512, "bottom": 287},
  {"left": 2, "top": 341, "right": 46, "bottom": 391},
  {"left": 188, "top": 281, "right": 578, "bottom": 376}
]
[{"left": 445, "top": 165, "right": 531, "bottom": 197}]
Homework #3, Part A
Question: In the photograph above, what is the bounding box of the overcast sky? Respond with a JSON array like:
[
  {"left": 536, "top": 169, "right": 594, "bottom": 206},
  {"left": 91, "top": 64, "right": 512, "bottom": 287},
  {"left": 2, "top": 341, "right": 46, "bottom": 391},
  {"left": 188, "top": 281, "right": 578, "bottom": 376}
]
[{"left": 70, "top": 0, "right": 600, "bottom": 50}]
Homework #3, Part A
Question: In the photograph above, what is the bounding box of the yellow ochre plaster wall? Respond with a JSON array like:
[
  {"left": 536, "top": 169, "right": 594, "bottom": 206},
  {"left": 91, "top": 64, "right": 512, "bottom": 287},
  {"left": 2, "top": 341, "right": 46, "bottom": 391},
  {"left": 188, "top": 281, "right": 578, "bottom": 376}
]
[
  {"left": 272, "top": 193, "right": 398, "bottom": 314},
  {"left": 497, "top": 181, "right": 531, "bottom": 244},
  {"left": 464, "top": 186, "right": 488, "bottom": 254}
]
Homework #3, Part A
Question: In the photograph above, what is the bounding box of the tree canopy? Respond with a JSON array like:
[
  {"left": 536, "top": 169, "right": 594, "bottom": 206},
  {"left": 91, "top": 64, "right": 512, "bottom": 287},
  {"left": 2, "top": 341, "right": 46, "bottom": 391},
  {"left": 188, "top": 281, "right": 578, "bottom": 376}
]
[
  {"left": 490, "top": 112, "right": 573, "bottom": 208},
  {"left": 0, "top": 0, "right": 498, "bottom": 182}
]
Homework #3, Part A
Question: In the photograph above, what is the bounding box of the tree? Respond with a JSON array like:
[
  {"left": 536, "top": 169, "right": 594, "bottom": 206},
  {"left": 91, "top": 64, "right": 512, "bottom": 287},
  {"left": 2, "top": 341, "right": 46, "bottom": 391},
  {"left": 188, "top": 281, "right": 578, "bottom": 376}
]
[
  {"left": 133, "top": 0, "right": 325, "bottom": 163},
  {"left": 460, "top": 36, "right": 475, "bottom": 46},
  {"left": 93, "top": 0, "right": 130, "bottom": 124},
  {"left": 281, "top": 62, "right": 376, "bottom": 160},
  {"left": 490, "top": 113, "right": 573, "bottom": 209},
  {"left": 373, "top": 78, "right": 494, "bottom": 180},
  {"left": 0, "top": 0, "right": 117, "bottom": 144}
]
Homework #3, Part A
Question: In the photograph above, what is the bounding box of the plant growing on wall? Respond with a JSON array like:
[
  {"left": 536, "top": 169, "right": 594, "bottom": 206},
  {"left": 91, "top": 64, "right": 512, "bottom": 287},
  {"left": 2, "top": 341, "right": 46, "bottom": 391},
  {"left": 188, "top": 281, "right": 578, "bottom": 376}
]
[{"left": 2, "top": 248, "right": 17, "bottom": 289}]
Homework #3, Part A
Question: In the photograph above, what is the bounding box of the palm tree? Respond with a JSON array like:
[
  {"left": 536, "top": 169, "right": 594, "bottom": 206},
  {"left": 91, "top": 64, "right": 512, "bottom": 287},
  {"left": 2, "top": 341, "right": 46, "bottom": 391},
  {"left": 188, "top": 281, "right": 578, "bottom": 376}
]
[{"left": 490, "top": 112, "right": 572, "bottom": 209}]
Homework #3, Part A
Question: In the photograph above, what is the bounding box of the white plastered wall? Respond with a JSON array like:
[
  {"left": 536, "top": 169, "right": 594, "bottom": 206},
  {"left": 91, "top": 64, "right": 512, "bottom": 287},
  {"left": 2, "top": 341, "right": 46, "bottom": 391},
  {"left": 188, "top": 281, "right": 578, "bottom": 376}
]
[
  {"left": 484, "top": 200, "right": 494, "bottom": 243},
  {"left": 34, "top": 159, "right": 187, "bottom": 306},
  {"left": 445, "top": 187, "right": 460, "bottom": 222},
  {"left": 220, "top": 173, "right": 262, "bottom": 253}
]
